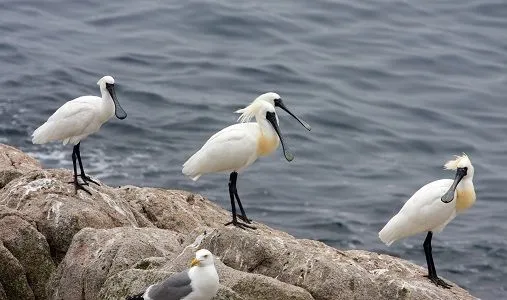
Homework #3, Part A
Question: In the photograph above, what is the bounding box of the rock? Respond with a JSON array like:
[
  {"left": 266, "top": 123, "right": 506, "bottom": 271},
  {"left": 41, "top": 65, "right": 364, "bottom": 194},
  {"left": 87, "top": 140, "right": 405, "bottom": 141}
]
[
  {"left": 48, "top": 227, "right": 185, "bottom": 300},
  {"left": 219, "top": 269, "right": 315, "bottom": 300},
  {"left": 101, "top": 269, "right": 177, "bottom": 300},
  {"left": 0, "top": 284, "right": 7, "bottom": 300},
  {"left": 0, "top": 169, "right": 143, "bottom": 262},
  {"left": 197, "top": 228, "right": 475, "bottom": 300},
  {"left": 0, "top": 145, "right": 477, "bottom": 300},
  {"left": 122, "top": 186, "right": 233, "bottom": 232},
  {"left": 0, "top": 144, "right": 41, "bottom": 189},
  {"left": 0, "top": 207, "right": 55, "bottom": 300},
  {"left": 0, "top": 168, "right": 231, "bottom": 262},
  {"left": 96, "top": 229, "right": 313, "bottom": 300},
  {"left": 102, "top": 261, "right": 314, "bottom": 300},
  {"left": 0, "top": 242, "right": 34, "bottom": 300}
]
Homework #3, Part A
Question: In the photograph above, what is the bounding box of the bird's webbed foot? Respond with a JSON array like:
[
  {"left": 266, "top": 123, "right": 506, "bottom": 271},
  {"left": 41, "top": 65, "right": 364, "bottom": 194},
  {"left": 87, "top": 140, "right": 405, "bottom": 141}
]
[
  {"left": 81, "top": 174, "right": 100, "bottom": 185},
  {"left": 236, "top": 214, "right": 252, "bottom": 224},
  {"left": 425, "top": 275, "right": 452, "bottom": 289},
  {"left": 68, "top": 176, "right": 92, "bottom": 195},
  {"left": 224, "top": 219, "right": 256, "bottom": 230}
]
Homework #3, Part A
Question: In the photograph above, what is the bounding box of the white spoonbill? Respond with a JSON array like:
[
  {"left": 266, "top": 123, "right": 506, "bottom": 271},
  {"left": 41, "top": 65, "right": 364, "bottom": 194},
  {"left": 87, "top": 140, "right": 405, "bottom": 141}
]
[
  {"left": 182, "top": 93, "right": 310, "bottom": 229},
  {"left": 379, "top": 154, "right": 476, "bottom": 288},
  {"left": 31, "top": 75, "right": 127, "bottom": 195},
  {"left": 125, "top": 249, "right": 219, "bottom": 300}
]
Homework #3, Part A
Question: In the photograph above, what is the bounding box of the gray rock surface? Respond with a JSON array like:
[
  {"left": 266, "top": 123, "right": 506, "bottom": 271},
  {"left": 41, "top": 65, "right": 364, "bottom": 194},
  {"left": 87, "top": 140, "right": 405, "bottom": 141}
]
[
  {"left": 0, "top": 207, "right": 55, "bottom": 300},
  {"left": 0, "top": 144, "right": 477, "bottom": 300},
  {"left": 0, "top": 144, "right": 41, "bottom": 189}
]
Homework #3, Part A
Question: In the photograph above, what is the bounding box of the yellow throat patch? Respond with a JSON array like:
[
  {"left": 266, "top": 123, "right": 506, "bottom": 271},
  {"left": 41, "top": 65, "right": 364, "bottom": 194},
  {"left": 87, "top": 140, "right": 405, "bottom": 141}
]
[
  {"left": 456, "top": 188, "right": 476, "bottom": 212},
  {"left": 257, "top": 133, "right": 278, "bottom": 156}
]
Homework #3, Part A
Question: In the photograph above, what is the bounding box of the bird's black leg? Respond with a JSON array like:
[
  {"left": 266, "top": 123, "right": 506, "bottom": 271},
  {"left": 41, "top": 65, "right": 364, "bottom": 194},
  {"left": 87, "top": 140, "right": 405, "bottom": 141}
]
[
  {"left": 230, "top": 172, "right": 252, "bottom": 224},
  {"left": 224, "top": 172, "right": 255, "bottom": 230},
  {"left": 75, "top": 142, "right": 99, "bottom": 185},
  {"left": 69, "top": 144, "right": 91, "bottom": 195},
  {"left": 423, "top": 231, "right": 452, "bottom": 288}
]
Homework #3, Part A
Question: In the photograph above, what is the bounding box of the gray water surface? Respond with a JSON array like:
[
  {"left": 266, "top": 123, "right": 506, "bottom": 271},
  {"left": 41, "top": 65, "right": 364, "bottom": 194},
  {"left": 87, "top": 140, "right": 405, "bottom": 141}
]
[{"left": 1, "top": 1, "right": 506, "bottom": 298}]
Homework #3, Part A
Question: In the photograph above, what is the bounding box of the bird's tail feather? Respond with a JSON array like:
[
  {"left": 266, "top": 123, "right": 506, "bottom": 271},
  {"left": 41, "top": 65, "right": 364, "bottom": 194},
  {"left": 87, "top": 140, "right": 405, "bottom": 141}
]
[
  {"left": 379, "top": 214, "right": 407, "bottom": 246},
  {"left": 125, "top": 292, "right": 144, "bottom": 300},
  {"left": 182, "top": 152, "right": 203, "bottom": 181},
  {"left": 31, "top": 122, "right": 52, "bottom": 144},
  {"left": 31, "top": 121, "right": 70, "bottom": 144}
]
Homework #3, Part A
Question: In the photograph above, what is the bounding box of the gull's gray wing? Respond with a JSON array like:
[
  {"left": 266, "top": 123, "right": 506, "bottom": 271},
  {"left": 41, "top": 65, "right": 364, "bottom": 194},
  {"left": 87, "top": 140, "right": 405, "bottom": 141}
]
[{"left": 145, "top": 269, "right": 193, "bottom": 300}]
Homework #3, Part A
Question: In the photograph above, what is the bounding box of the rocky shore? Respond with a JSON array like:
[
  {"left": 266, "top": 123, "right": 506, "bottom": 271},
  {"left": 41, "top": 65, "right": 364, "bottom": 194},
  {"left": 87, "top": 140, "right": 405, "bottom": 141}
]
[{"left": 0, "top": 144, "right": 476, "bottom": 300}]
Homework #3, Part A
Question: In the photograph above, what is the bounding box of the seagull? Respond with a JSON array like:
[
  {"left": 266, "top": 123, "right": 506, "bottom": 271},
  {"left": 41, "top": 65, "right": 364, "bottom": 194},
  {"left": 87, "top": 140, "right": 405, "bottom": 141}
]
[
  {"left": 183, "top": 93, "right": 309, "bottom": 229},
  {"left": 31, "top": 75, "right": 127, "bottom": 195},
  {"left": 379, "top": 154, "right": 476, "bottom": 288},
  {"left": 126, "top": 249, "right": 219, "bottom": 300}
]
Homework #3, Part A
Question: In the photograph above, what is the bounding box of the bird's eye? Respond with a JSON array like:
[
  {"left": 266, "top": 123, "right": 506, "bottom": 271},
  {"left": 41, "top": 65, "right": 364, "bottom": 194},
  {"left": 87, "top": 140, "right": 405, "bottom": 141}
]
[
  {"left": 204, "top": 254, "right": 209, "bottom": 258},
  {"left": 457, "top": 166, "right": 468, "bottom": 175}
]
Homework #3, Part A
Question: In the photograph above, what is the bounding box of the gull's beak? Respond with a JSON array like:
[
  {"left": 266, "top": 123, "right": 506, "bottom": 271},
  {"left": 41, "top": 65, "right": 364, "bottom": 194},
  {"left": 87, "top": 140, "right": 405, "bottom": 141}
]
[
  {"left": 274, "top": 98, "right": 311, "bottom": 131},
  {"left": 441, "top": 167, "right": 467, "bottom": 203},
  {"left": 265, "top": 111, "right": 294, "bottom": 162},
  {"left": 106, "top": 83, "right": 127, "bottom": 120},
  {"left": 190, "top": 258, "right": 200, "bottom": 267}
]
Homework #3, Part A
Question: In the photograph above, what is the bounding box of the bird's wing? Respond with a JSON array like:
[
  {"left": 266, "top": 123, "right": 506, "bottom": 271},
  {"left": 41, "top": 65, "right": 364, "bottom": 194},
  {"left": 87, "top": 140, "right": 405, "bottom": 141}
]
[
  {"left": 46, "top": 96, "right": 100, "bottom": 122},
  {"left": 201, "top": 123, "right": 255, "bottom": 148},
  {"left": 379, "top": 179, "right": 455, "bottom": 245},
  {"left": 399, "top": 179, "right": 455, "bottom": 221},
  {"left": 182, "top": 123, "right": 258, "bottom": 178},
  {"left": 32, "top": 96, "right": 101, "bottom": 144},
  {"left": 145, "top": 270, "right": 193, "bottom": 300}
]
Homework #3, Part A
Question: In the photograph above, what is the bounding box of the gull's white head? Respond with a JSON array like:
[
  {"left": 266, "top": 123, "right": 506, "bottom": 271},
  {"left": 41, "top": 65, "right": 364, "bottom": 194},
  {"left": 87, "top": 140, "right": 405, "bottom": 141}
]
[
  {"left": 97, "top": 75, "right": 115, "bottom": 88},
  {"left": 191, "top": 249, "right": 215, "bottom": 267},
  {"left": 444, "top": 153, "right": 474, "bottom": 178},
  {"left": 235, "top": 92, "right": 281, "bottom": 123}
]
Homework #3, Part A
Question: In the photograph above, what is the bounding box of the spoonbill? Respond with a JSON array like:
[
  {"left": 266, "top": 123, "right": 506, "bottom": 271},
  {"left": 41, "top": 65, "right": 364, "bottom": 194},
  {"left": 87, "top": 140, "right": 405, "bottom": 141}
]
[
  {"left": 32, "top": 75, "right": 127, "bottom": 195},
  {"left": 183, "top": 93, "right": 310, "bottom": 229},
  {"left": 379, "top": 154, "right": 476, "bottom": 288},
  {"left": 126, "top": 249, "right": 219, "bottom": 300}
]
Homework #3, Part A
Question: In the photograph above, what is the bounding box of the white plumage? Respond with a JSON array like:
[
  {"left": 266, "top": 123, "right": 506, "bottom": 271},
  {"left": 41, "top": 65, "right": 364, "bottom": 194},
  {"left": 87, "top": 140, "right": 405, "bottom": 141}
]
[
  {"left": 182, "top": 94, "right": 295, "bottom": 181},
  {"left": 31, "top": 75, "right": 127, "bottom": 194},
  {"left": 32, "top": 75, "right": 126, "bottom": 145},
  {"left": 33, "top": 97, "right": 103, "bottom": 145},
  {"left": 183, "top": 92, "right": 307, "bottom": 229},
  {"left": 379, "top": 154, "right": 476, "bottom": 288},
  {"left": 182, "top": 122, "right": 268, "bottom": 181},
  {"left": 379, "top": 179, "right": 456, "bottom": 245}
]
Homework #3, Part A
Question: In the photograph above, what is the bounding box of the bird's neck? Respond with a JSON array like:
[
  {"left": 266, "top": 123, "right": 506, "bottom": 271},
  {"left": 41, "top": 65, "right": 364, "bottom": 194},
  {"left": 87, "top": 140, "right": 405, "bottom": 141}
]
[
  {"left": 100, "top": 87, "right": 115, "bottom": 121},
  {"left": 456, "top": 177, "right": 475, "bottom": 212},
  {"left": 256, "top": 117, "right": 277, "bottom": 138},
  {"left": 190, "top": 265, "right": 219, "bottom": 288},
  {"left": 256, "top": 118, "right": 280, "bottom": 156}
]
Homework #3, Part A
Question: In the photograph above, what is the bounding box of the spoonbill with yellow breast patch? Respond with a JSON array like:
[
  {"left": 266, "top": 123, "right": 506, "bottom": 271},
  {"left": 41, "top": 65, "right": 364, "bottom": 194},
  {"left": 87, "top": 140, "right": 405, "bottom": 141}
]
[
  {"left": 379, "top": 154, "right": 476, "bottom": 288},
  {"left": 182, "top": 92, "right": 310, "bottom": 229}
]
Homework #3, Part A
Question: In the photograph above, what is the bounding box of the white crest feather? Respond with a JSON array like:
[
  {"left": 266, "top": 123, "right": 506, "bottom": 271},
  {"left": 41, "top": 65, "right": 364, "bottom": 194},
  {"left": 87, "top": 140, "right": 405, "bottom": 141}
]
[
  {"left": 444, "top": 153, "right": 470, "bottom": 170},
  {"left": 235, "top": 99, "right": 265, "bottom": 123},
  {"left": 235, "top": 92, "right": 279, "bottom": 123}
]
